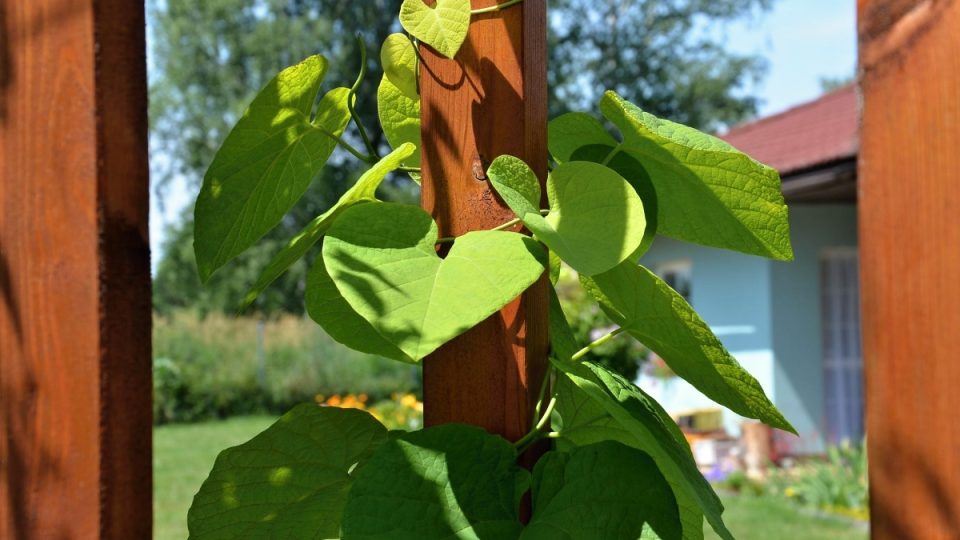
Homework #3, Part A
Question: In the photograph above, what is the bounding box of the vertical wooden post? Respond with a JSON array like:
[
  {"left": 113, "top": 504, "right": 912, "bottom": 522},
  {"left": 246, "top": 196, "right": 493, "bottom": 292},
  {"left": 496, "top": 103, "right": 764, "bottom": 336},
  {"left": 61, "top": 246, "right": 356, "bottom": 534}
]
[
  {"left": 419, "top": 0, "right": 549, "bottom": 446},
  {"left": 0, "top": 1, "right": 152, "bottom": 538},
  {"left": 858, "top": 1, "right": 960, "bottom": 537}
]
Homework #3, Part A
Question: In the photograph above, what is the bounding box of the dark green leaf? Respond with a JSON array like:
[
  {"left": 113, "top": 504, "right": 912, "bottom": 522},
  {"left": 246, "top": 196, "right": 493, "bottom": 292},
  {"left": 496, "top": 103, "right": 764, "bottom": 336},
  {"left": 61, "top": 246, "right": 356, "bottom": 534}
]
[
  {"left": 341, "top": 424, "right": 528, "bottom": 539},
  {"left": 188, "top": 404, "right": 387, "bottom": 539},
  {"left": 523, "top": 441, "right": 682, "bottom": 540},
  {"left": 553, "top": 359, "right": 726, "bottom": 540}
]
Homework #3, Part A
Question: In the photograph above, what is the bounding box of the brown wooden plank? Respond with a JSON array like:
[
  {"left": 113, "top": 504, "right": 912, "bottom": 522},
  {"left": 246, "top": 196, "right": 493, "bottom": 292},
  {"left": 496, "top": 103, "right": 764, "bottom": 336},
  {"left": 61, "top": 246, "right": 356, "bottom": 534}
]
[
  {"left": 0, "top": 0, "right": 152, "bottom": 538},
  {"left": 419, "top": 0, "right": 549, "bottom": 450},
  {"left": 858, "top": 0, "right": 960, "bottom": 538}
]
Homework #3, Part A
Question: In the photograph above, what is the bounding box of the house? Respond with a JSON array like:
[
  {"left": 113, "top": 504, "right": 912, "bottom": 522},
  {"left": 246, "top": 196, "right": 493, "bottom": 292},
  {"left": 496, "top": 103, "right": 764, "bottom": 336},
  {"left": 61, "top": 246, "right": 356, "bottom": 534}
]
[{"left": 638, "top": 85, "right": 860, "bottom": 455}]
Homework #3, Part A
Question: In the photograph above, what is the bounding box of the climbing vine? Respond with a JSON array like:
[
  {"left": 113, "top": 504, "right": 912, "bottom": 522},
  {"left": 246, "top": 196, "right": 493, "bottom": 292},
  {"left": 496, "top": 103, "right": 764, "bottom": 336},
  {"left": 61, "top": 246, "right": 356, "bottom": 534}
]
[{"left": 188, "top": 1, "right": 794, "bottom": 538}]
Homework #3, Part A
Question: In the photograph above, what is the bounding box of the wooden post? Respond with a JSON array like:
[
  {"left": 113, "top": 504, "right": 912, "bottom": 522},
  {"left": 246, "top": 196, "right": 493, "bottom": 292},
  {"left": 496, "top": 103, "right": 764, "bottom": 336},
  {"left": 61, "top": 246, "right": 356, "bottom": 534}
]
[
  {"left": 419, "top": 0, "right": 549, "bottom": 447},
  {"left": 858, "top": 1, "right": 960, "bottom": 537},
  {"left": 0, "top": 1, "right": 152, "bottom": 538}
]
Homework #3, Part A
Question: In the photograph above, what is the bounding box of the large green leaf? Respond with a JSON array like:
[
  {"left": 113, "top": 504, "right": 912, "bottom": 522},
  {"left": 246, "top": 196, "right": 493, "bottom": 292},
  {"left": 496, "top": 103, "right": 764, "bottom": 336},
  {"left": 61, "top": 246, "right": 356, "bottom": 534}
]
[
  {"left": 380, "top": 33, "right": 419, "bottom": 99},
  {"left": 582, "top": 262, "right": 794, "bottom": 432},
  {"left": 522, "top": 441, "right": 682, "bottom": 540},
  {"left": 377, "top": 75, "right": 420, "bottom": 181},
  {"left": 487, "top": 155, "right": 646, "bottom": 276},
  {"left": 187, "top": 404, "right": 387, "bottom": 539},
  {"left": 553, "top": 359, "right": 725, "bottom": 540},
  {"left": 341, "top": 424, "right": 528, "bottom": 539},
  {"left": 399, "top": 0, "right": 471, "bottom": 59},
  {"left": 242, "top": 144, "right": 417, "bottom": 309},
  {"left": 598, "top": 91, "right": 792, "bottom": 260},
  {"left": 194, "top": 55, "right": 351, "bottom": 281},
  {"left": 306, "top": 255, "right": 413, "bottom": 363},
  {"left": 322, "top": 202, "right": 546, "bottom": 361}
]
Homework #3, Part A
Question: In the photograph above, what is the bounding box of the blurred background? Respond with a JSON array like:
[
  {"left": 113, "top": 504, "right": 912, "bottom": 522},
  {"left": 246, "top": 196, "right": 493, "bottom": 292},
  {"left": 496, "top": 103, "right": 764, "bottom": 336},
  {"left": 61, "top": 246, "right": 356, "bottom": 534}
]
[{"left": 147, "top": 1, "right": 866, "bottom": 538}]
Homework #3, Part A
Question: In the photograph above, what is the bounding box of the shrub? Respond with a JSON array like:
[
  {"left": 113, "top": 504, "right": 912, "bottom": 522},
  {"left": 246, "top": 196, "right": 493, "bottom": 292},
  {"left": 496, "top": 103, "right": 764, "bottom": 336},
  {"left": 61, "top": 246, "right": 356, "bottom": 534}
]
[
  {"left": 766, "top": 440, "right": 869, "bottom": 520},
  {"left": 152, "top": 311, "right": 420, "bottom": 423}
]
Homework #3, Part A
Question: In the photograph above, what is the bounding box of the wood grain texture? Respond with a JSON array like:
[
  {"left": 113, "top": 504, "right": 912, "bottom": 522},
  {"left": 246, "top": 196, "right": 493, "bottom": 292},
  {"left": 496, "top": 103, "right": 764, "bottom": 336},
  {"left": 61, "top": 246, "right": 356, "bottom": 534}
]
[
  {"left": 0, "top": 0, "right": 152, "bottom": 538},
  {"left": 419, "top": 0, "right": 549, "bottom": 449},
  {"left": 858, "top": 0, "right": 960, "bottom": 538}
]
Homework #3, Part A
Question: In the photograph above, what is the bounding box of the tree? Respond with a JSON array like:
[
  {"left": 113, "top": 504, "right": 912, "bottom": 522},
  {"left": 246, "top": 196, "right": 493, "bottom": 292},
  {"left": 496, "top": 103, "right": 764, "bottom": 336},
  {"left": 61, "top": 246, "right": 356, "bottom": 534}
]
[
  {"left": 150, "top": 0, "right": 774, "bottom": 315},
  {"left": 548, "top": 0, "right": 772, "bottom": 130}
]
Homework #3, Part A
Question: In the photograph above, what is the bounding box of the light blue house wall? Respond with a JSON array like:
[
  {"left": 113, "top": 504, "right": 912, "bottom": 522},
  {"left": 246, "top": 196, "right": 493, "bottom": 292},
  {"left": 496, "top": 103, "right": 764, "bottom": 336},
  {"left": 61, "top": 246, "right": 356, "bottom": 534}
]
[
  {"left": 636, "top": 204, "right": 858, "bottom": 454},
  {"left": 770, "top": 204, "right": 858, "bottom": 453}
]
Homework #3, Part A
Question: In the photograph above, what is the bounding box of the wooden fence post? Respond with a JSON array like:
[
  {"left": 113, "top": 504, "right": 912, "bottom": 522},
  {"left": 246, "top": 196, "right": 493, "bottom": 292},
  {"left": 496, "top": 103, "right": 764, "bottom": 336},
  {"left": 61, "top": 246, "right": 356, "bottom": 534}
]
[
  {"left": 0, "top": 1, "right": 152, "bottom": 538},
  {"left": 419, "top": 0, "right": 549, "bottom": 448},
  {"left": 858, "top": 0, "right": 960, "bottom": 537}
]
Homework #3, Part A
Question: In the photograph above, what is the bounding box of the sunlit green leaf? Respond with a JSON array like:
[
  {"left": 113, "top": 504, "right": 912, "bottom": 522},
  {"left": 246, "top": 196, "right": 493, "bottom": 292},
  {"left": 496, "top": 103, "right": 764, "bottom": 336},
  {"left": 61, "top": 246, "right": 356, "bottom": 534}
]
[
  {"left": 599, "top": 91, "right": 793, "bottom": 260},
  {"left": 242, "top": 144, "right": 417, "bottom": 309},
  {"left": 380, "top": 33, "right": 419, "bottom": 99},
  {"left": 399, "top": 0, "right": 471, "bottom": 59},
  {"left": 582, "top": 262, "right": 795, "bottom": 432},
  {"left": 306, "top": 255, "right": 413, "bottom": 363},
  {"left": 548, "top": 112, "right": 618, "bottom": 164},
  {"left": 522, "top": 441, "right": 682, "bottom": 540},
  {"left": 487, "top": 155, "right": 646, "bottom": 276},
  {"left": 341, "top": 424, "right": 528, "bottom": 539},
  {"left": 188, "top": 404, "right": 387, "bottom": 539},
  {"left": 323, "top": 203, "right": 546, "bottom": 361},
  {"left": 553, "top": 359, "right": 725, "bottom": 540},
  {"left": 194, "top": 55, "right": 350, "bottom": 281},
  {"left": 377, "top": 75, "right": 420, "bottom": 182}
]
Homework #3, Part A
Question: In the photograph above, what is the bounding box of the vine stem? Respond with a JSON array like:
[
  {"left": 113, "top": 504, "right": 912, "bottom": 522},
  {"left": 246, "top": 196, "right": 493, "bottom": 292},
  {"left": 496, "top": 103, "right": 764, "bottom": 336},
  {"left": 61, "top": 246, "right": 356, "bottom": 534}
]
[
  {"left": 471, "top": 0, "right": 524, "bottom": 15},
  {"left": 348, "top": 35, "right": 381, "bottom": 161},
  {"left": 435, "top": 209, "right": 549, "bottom": 245},
  {"left": 601, "top": 143, "right": 622, "bottom": 166},
  {"left": 571, "top": 327, "right": 626, "bottom": 362},
  {"left": 318, "top": 129, "right": 376, "bottom": 163}
]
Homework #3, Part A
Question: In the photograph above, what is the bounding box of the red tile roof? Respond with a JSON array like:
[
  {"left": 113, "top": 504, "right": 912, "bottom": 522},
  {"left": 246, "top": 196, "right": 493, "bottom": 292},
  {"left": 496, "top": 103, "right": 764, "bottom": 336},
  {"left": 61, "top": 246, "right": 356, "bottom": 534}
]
[{"left": 719, "top": 84, "right": 858, "bottom": 176}]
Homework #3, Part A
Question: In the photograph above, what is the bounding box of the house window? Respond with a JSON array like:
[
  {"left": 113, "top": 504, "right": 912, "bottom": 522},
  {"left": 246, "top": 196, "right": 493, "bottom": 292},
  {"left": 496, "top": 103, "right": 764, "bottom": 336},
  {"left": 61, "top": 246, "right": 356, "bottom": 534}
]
[
  {"left": 656, "top": 260, "right": 692, "bottom": 303},
  {"left": 821, "top": 248, "right": 864, "bottom": 444}
]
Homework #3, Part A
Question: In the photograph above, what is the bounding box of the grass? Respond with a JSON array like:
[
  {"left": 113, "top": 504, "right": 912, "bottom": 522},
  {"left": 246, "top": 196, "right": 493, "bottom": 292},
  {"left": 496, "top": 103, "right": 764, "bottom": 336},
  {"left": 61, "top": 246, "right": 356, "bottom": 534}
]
[
  {"left": 706, "top": 492, "right": 868, "bottom": 540},
  {"left": 154, "top": 416, "right": 869, "bottom": 540},
  {"left": 154, "top": 416, "right": 274, "bottom": 540}
]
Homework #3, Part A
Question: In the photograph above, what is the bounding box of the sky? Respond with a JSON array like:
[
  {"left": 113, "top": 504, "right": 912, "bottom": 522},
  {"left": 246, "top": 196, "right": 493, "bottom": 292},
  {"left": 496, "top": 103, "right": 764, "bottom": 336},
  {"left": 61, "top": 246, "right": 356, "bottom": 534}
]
[{"left": 148, "top": 0, "right": 857, "bottom": 271}]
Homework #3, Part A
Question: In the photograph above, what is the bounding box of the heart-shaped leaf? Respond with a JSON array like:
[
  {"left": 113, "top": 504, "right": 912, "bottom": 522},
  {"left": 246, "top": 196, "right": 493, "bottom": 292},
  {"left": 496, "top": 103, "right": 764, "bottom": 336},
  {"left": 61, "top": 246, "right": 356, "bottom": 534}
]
[
  {"left": 553, "top": 359, "right": 728, "bottom": 540},
  {"left": 487, "top": 155, "right": 646, "bottom": 276},
  {"left": 597, "top": 91, "right": 793, "bottom": 261},
  {"left": 378, "top": 74, "right": 421, "bottom": 182},
  {"left": 522, "top": 441, "right": 682, "bottom": 540},
  {"left": 380, "top": 33, "right": 419, "bottom": 99},
  {"left": 581, "top": 262, "right": 795, "bottom": 433},
  {"left": 242, "top": 144, "right": 417, "bottom": 309},
  {"left": 341, "top": 424, "right": 681, "bottom": 540},
  {"left": 399, "top": 0, "right": 471, "bottom": 59},
  {"left": 341, "top": 424, "right": 529, "bottom": 539},
  {"left": 194, "top": 55, "right": 351, "bottom": 281},
  {"left": 188, "top": 404, "right": 387, "bottom": 539},
  {"left": 306, "top": 254, "right": 413, "bottom": 363},
  {"left": 322, "top": 202, "right": 546, "bottom": 361}
]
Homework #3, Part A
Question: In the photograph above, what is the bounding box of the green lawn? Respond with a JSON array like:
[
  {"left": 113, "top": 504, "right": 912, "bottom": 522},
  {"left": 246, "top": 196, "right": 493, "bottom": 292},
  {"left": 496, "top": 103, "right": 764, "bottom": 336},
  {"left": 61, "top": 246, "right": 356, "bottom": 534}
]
[
  {"left": 154, "top": 416, "right": 275, "bottom": 540},
  {"left": 154, "top": 416, "right": 869, "bottom": 540}
]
